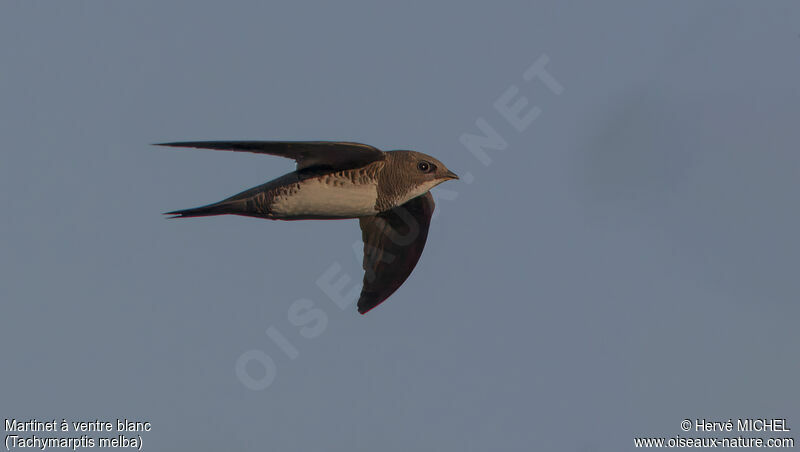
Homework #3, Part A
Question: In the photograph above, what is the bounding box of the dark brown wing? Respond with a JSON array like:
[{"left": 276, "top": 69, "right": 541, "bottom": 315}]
[
  {"left": 155, "top": 141, "right": 384, "bottom": 172},
  {"left": 357, "top": 192, "right": 435, "bottom": 314}
]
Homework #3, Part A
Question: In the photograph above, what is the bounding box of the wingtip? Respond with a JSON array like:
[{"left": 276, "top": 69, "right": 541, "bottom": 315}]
[{"left": 357, "top": 302, "right": 378, "bottom": 315}]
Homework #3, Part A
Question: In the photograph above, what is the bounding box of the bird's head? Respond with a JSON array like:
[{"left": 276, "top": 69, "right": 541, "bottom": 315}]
[{"left": 384, "top": 150, "right": 459, "bottom": 203}]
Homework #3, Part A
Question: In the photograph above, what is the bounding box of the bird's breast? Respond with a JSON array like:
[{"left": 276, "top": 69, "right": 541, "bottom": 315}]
[{"left": 269, "top": 173, "right": 379, "bottom": 219}]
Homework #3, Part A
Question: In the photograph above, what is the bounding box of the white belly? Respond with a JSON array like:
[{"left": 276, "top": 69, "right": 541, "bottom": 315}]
[{"left": 270, "top": 177, "right": 378, "bottom": 218}]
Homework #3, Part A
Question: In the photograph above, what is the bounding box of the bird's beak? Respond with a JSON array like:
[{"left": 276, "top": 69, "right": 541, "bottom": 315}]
[{"left": 445, "top": 170, "right": 459, "bottom": 180}]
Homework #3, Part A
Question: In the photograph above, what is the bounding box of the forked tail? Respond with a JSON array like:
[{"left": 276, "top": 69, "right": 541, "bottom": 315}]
[{"left": 164, "top": 201, "right": 242, "bottom": 219}]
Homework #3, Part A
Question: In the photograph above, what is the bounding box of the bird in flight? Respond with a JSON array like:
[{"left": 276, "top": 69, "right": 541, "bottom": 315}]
[{"left": 157, "top": 140, "right": 459, "bottom": 314}]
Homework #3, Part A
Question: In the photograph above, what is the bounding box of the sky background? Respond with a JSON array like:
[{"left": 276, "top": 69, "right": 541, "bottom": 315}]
[{"left": 2, "top": 1, "right": 799, "bottom": 451}]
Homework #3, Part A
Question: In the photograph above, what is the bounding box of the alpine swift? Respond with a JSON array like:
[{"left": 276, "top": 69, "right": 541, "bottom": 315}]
[{"left": 157, "top": 140, "right": 459, "bottom": 314}]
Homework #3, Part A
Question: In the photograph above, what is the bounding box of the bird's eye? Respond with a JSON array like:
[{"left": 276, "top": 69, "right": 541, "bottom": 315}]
[{"left": 417, "top": 161, "right": 432, "bottom": 173}]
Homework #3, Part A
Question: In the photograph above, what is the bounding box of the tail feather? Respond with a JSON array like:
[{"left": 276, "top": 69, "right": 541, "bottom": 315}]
[
  {"left": 164, "top": 202, "right": 236, "bottom": 219},
  {"left": 165, "top": 184, "right": 272, "bottom": 219}
]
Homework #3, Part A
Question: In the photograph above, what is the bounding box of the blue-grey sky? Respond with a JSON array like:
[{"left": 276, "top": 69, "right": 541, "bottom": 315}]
[{"left": 2, "top": 1, "right": 798, "bottom": 451}]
